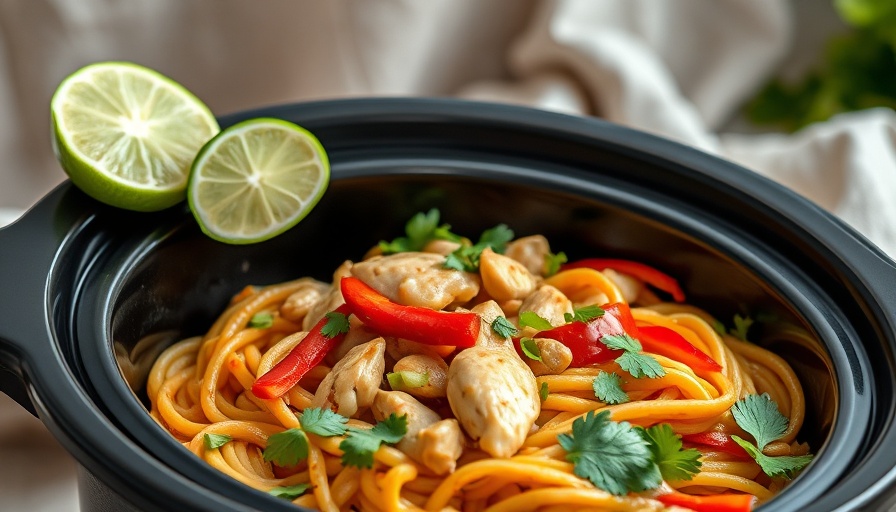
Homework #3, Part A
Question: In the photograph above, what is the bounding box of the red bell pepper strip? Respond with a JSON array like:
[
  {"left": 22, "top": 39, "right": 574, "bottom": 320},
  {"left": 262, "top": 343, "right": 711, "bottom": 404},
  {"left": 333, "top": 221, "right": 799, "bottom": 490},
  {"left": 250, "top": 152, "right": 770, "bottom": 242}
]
[
  {"left": 562, "top": 258, "right": 686, "bottom": 302},
  {"left": 681, "top": 430, "right": 751, "bottom": 459},
  {"left": 654, "top": 490, "right": 755, "bottom": 512},
  {"left": 339, "top": 277, "right": 480, "bottom": 348},
  {"left": 251, "top": 303, "right": 352, "bottom": 400},
  {"left": 637, "top": 325, "right": 722, "bottom": 373},
  {"left": 533, "top": 302, "right": 637, "bottom": 367}
]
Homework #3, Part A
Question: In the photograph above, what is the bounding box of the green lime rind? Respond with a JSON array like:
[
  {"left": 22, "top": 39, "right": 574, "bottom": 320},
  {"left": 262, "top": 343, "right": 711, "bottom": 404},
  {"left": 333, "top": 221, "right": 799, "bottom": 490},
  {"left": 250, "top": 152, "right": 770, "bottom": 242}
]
[
  {"left": 50, "top": 61, "right": 219, "bottom": 212},
  {"left": 187, "top": 117, "right": 330, "bottom": 245}
]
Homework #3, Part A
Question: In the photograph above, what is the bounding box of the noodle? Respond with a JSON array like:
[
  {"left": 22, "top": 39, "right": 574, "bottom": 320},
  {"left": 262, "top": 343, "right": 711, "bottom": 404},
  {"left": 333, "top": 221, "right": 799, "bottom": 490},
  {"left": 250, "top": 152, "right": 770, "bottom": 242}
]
[{"left": 147, "top": 228, "right": 813, "bottom": 511}]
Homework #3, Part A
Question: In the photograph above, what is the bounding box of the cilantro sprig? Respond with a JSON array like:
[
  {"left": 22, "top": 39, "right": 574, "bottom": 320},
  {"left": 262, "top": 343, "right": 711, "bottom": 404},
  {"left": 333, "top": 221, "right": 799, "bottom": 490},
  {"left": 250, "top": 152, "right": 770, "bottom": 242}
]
[
  {"left": 730, "top": 393, "right": 813, "bottom": 479},
  {"left": 731, "top": 439, "right": 814, "bottom": 479},
  {"left": 639, "top": 424, "right": 702, "bottom": 482},
  {"left": 729, "top": 314, "right": 754, "bottom": 341},
  {"left": 340, "top": 413, "right": 408, "bottom": 468},
  {"left": 444, "top": 224, "right": 514, "bottom": 272},
  {"left": 559, "top": 411, "right": 658, "bottom": 495},
  {"left": 564, "top": 305, "right": 604, "bottom": 324},
  {"left": 601, "top": 333, "right": 665, "bottom": 379},
  {"left": 262, "top": 407, "right": 348, "bottom": 466},
  {"left": 300, "top": 407, "right": 349, "bottom": 437},
  {"left": 559, "top": 411, "right": 700, "bottom": 496},
  {"left": 545, "top": 251, "right": 567, "bottom": 277},
  {"left": 263, "top": 428, "right": 310, "bottom": 467},
  {"left": 261, "top": 409, "right": 408, "bottom": 470},
  {"left": 378, "top": 209, "right": 462, "bottom": 254}
]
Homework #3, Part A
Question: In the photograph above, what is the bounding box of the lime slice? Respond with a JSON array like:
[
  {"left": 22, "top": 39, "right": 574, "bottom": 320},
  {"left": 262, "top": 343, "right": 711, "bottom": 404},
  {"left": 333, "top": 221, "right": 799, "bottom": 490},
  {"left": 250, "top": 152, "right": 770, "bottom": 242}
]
[
  {"left": 51, "top": 61, "right": 219, "bottom": 211},
  {"left": 187, "top": 118, "right": 330, "bottom": 244}
]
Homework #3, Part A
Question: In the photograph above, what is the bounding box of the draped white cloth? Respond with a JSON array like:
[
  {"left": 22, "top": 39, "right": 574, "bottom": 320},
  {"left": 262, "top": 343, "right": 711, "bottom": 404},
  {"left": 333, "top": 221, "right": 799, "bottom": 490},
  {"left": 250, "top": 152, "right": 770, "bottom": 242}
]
[{"left": 0, "top": 1, "right": 891, "bottom": 510}]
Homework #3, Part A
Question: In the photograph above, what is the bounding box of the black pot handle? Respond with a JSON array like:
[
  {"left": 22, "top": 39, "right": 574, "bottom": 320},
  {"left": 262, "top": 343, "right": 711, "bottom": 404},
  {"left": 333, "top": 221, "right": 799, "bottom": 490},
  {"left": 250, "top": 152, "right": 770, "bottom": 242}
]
[{"left": 0, "top": 184, "right": 95, "bottom": 415}]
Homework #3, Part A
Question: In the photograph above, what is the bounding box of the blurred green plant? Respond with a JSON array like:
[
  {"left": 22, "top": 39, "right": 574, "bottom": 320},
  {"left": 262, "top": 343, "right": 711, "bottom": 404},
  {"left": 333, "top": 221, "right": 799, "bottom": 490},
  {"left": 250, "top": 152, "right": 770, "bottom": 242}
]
[{"left": 746, "top": 0, "right": 896, "bottom": 132}]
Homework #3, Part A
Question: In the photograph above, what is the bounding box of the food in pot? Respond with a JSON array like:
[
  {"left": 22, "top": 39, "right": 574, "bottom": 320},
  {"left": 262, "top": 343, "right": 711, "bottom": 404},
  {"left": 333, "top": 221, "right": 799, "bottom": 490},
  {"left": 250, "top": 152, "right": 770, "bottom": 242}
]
[{"left": 147, "top": 210, "right": 813, "bottom": 511}]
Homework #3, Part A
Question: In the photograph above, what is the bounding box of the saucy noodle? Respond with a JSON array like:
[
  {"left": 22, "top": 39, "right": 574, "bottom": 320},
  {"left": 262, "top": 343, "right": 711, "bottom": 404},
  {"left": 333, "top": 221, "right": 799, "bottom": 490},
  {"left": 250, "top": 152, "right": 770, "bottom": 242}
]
[{"left": 147, "top": 226, "right": 811, "bottom": 512}]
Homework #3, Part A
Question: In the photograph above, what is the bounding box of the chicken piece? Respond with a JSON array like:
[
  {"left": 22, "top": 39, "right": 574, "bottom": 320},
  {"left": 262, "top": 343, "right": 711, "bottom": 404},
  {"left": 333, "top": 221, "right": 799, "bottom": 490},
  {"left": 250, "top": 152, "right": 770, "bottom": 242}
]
[
  {"left": 498, "top": 299, "right": 522, "bottom": 317},
  {"left": 391, "top": 354, "right": 449, "bottom": 398},
  {"left": 302, "top": 261, "right": 353, "bottom": 331},
  {"left": 524, "top": 338, "right": 573, "bottom": 376},
  {"left": 312, "top": 337, "right": 386, "bottom": 417},
  {"left": 479, "top": 248, "right": 538, "bottom": 302},
  {"left": 351, "top": 252, "right": 480, "bottom": 309},
  {"left": 328, "top": 316, "right": 380, "bottom": 364},
  {"left": 470, "top": 300, "right": 507, "bottom": 348},
  {"left": 416, "top": 419, "right": 465, "bottom": 474},
  {"left": 447, "top": 301, "right": 540, "bottom": 458},
  {"left": 372, "top": 390, "right": 464, "bottom": 475},
  {"left": 518, "top": 285, "right": 574, "bottom": 328},
  {"left": 504, "top": 235, "right": 551, "bottom": 276},
  {"left": 279, "top": 279, "right": 330, "bottom": 323}
]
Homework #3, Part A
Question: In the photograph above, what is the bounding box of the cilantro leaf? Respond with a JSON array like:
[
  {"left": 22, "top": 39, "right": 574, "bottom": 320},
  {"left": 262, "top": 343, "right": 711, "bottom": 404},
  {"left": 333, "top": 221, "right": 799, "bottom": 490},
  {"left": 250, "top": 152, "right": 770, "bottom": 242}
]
[
  {"left": 729, "top": 314, "right": 754, "bottom": 341},
  {"left": 601, "top": 333, "right": 640, "bottom": 352},
  {"left": 592, "top": 371, "right": 629, "bottom": 405},
  {"left": 443, "top": 223, "right": 515, "bottom": 272},
  {"left": 602, "top": 334, "right": 665, "bottom": 379},
  {"left": 340, "top": 414, "right": 408, "bottom": 468},
  {"left": 519, "top": 338, "right": 542, "bottom": 361},
  {"left": 268, "top": 483, "right": 311, "bottom": 500},
  {"left": 248, "top": 312, "right": 274, "bottom": 329},
  {"left": 539, "top": 381, "right": 550, "bottom": 401},
  {"left": 732, "top": 435, "right": 813, "bottom": 479},
  {"left": 640, "top": 424, "right": 701, "bottom": 481},
  {"left": 387, "top": 371, "right": 429, "bottom": 390},
  {"left": 731, "top": 393, "right": 789, "bottom": 450},
  {"left": 321, "top": 311, "right": 351, "bottom": 338},
  {"left": 558, "top": 411, "right": 659, "bottom": 496},
  {"left": 564, "top": 305, "right": 605, "bottom": 324},
  {"left": 203, "top": 433, "right": 232, "bottom": 450},
  {"left": 478, "top": 224, "right": 514, "bottom": 253},
  {"left": 545, "top": 251, "right": 567, "bottom": 277},
  {"left": 518, "top": 311, "right": 554, "bottom": 331},
  {"left": 263, "top": 428, "right": 309, "bottom": 467},
  {"left": 299, "top": 407, "right": 348, "bottom": 437},
  {"left": 491, "top": 316, "right": 519, "bottom": 338},
  {"left": 368, "top": 413, "right": 407, "bottom": 444},
  {"left": 615, "top": 351, "right": 665, "bottom": 379},
  {"left": 712, "top": 319, "right": 727, "bottom": 336},
  {"left": 378, "top": 209, "right": 461, "bottom": 254},
  {"left": 444, "top": 245, "right": 480, "bottom": 272}
]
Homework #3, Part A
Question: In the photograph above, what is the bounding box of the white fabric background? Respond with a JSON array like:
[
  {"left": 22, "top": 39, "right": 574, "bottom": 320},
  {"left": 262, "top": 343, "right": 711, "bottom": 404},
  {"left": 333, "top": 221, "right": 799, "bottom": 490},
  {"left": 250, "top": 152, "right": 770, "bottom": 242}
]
[{"left": 0, "top": 0, "right": 889, "bottom": 510}]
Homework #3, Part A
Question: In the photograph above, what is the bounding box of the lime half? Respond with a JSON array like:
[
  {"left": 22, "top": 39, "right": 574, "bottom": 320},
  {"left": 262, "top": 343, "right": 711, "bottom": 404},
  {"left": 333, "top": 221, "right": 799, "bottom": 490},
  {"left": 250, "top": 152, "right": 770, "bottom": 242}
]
[
  {"left": 188, "top": 118, "right": 330, "bottom": 244},
  {"left": 51, "top": 61, "right": 219, "bottom": 211}
]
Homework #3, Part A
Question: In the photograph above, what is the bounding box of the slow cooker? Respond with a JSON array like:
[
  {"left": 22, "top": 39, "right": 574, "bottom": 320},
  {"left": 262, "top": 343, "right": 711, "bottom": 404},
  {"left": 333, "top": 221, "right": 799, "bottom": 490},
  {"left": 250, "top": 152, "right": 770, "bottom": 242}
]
[{"left": 1, "top": 98, "right": 894, "bottom": 511}]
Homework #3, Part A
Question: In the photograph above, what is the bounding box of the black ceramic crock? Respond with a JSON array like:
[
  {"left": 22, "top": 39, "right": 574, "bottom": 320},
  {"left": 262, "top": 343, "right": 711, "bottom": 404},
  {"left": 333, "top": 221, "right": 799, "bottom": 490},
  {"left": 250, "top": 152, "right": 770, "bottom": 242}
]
[{"left": 1, "top": 98, "right": 895, "bottom": 511}]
